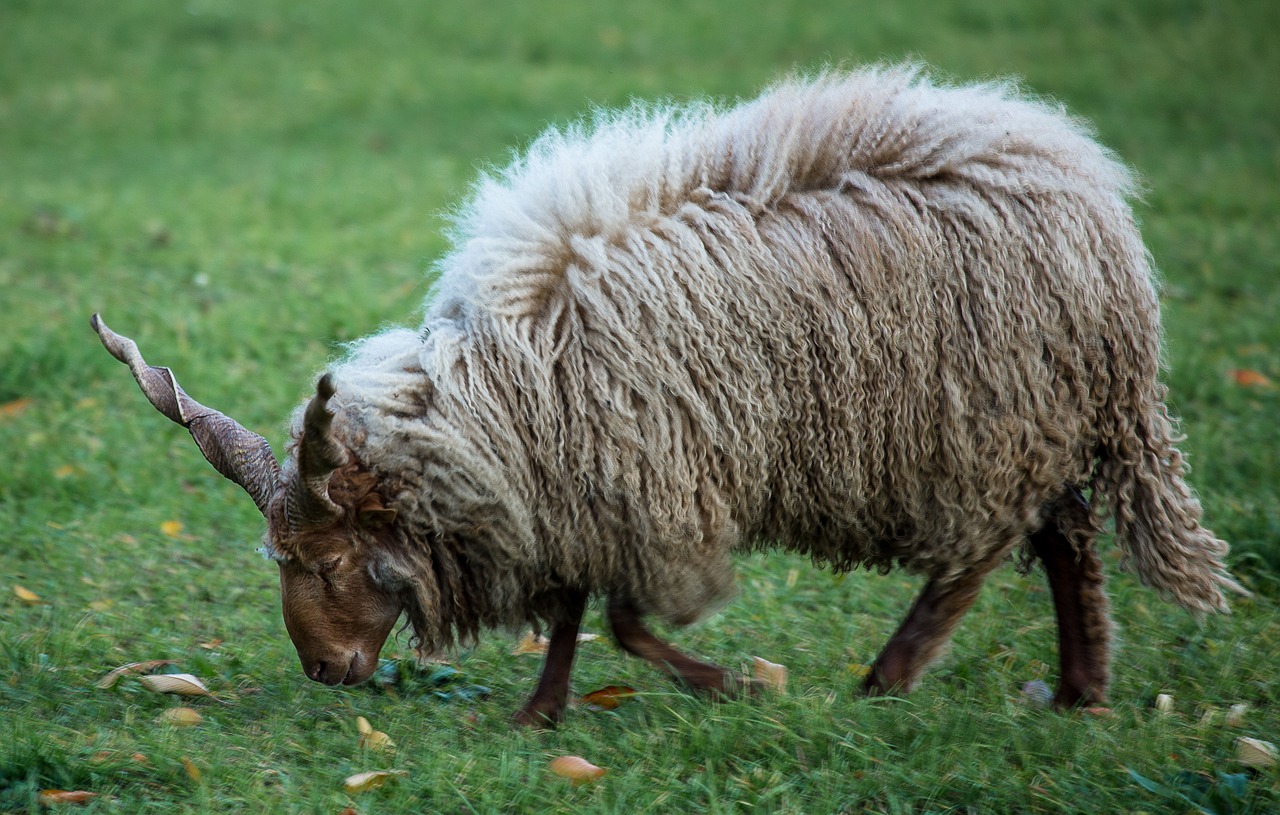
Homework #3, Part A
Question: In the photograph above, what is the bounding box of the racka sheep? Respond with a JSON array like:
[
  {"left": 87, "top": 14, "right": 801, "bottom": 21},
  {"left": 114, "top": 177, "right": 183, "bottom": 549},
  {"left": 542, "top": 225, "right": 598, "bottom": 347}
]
[{"left": 94, "top": 65, "right": 1243, "bottom": 726}]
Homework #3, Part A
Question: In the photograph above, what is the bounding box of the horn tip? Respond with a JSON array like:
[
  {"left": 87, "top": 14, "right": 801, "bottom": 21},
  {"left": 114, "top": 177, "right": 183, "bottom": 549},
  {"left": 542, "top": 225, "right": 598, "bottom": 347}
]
[{"left": 317, "top": 373, "right": 336, "bottom": 400}]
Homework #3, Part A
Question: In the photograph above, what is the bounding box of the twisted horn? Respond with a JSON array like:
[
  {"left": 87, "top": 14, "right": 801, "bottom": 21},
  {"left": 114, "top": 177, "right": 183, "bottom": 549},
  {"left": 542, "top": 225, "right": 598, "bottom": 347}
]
[
  {"left": 91, "top": 313, "right": 282, "bottom": 515},
  {"left": 286, "top": 373, "right": 346, "bottom": 526}
]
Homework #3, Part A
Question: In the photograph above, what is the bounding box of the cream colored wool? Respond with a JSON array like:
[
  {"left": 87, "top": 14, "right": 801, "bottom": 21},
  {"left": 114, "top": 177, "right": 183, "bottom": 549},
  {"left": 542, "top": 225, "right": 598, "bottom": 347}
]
[{"left": 318, "top": 66, "right": 1240, "bottom": 653}]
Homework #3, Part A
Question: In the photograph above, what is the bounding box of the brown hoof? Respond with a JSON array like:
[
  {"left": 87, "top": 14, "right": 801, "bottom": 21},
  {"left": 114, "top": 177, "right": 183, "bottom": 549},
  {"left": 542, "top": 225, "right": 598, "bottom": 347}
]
[{"left": 512, "top": 699, "right": 566, "bottom": 729}]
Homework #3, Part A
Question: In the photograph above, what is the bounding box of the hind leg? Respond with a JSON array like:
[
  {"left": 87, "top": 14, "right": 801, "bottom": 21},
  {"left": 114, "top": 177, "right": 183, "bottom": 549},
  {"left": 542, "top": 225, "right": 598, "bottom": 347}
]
[
  {"left": 1030, "top": 494, "right": 1111, "bottom": 708},
  {"left": 607, "top": 597, "right": 759, "bottom": 696},
  {"left": 863, "top": 561, "right": 997, "bottom": 696}
]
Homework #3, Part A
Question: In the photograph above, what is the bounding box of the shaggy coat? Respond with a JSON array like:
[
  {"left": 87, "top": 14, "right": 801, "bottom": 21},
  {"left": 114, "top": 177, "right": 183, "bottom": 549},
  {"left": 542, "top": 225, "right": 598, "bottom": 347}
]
[{"left": 319, "top": 66, "right": 1238, "bottom": 655}]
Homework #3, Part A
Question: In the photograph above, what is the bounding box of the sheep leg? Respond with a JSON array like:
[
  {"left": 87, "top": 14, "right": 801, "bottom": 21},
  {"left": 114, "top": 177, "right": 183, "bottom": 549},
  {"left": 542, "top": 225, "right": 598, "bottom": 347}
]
[
  {"left": 607, "top": 598, "right": 757, "bottom": 697},
  {"left": 512, "top": 590, "right": 587, "bottom": 729},
  {"left": 863, "top": 566, "right": 994, "bottom": 696},
  {"left": 1029, "top": 518, "right": 1110, "bottom": 708}
]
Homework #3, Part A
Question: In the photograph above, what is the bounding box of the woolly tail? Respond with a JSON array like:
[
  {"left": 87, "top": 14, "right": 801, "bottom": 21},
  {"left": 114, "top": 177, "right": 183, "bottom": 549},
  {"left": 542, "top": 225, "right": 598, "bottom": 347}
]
[{"left": 1092, "top": 383, "right": 1246, "bottom": 613}]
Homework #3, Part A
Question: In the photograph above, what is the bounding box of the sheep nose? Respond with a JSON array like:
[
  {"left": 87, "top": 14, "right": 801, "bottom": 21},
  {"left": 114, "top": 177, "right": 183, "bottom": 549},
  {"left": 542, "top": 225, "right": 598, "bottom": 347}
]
[{"left": 307, "top": 661, "right": 327, "bottom": 682}]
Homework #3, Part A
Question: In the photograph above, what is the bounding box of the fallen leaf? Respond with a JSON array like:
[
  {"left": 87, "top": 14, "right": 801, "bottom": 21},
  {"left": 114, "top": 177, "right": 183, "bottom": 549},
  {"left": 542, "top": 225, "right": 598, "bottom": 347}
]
[
  {"left": 847, "top": 663, "right": 872, "bottom": 678},
  {"left": 13, "top": 585, "right": 42, "bottom": 605},
  {"left": 1155, "top": 693, "right": 1174, "bottom": 713},
  {"left": 751, "top": 656, "right": 788, "bottom": 692},
  {"left": 1225, "top": 703, "right": 1249, "bottom": 727},
  {"left": 356, "top": 716, "right": 394, "bottom": 751},
  {"left": 579, "top": 685, "right": 637, "bottom": 711},
  {"left": 160, "top": 520, "right": 184, "bottom": 538},
  {"left": 549, "top": 755, "right": 607, "bottom": 785},
  {"left": 138, "top": 673, "right": 214, "bottom": 697},
  {"left": 1084, "top": 707, "right": 1113, "bottom": 717},
  {"left": 512, "top": 631, "right": 598, "bottom": 655},
  {"left": 38, "top": 790, "right": 96, "bottom": 805},
  {"left": 88, "top": 600, "right": 113, "bottom": 612},
  {"left": 157, "top": 707, "right": 203, "bottom": 726},
  {"left": 95, "top": 660, "right": 178, "bottom": 689},
  {"left": 343, "top": 770, "right": 406, "bottom": 793},
  {"left": 338, "top": 809, "right": 358, "bottom": 815},
  {"left": 182, "top": 757, "right": 202, "bottom": 782},
  {"left": 1021, "top": 679, "right": 1053, "bottom": 708},
  {"left": 0, "top": 397, "right": 33, "bottom": 420},
  {"left": 1236, "top": 737, "right": 1277, "bottom": 768},
  {"left": 512, "top": 632, "right": 549, "bottom": 656},
  {"left": 1230, "top": 369, "right": 1273, "bottom": 388},
  {"left": 198, "top": 639, "right": 223, "bottom": 650},
  {"left": 53, "top": 464, "right": 78, "bottom": 479}
]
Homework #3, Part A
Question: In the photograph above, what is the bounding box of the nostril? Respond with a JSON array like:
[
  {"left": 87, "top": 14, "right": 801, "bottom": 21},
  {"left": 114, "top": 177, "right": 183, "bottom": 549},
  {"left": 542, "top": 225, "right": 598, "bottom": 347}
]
[{"left": 308, "top": 661, "right": 327, "bottom": 682}]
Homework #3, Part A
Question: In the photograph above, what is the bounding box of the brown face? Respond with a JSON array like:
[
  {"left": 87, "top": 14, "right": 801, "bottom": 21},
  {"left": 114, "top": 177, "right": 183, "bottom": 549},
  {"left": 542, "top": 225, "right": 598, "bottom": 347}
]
[{"left": 276, "top": 536, "right": 403, "bottom": 686}]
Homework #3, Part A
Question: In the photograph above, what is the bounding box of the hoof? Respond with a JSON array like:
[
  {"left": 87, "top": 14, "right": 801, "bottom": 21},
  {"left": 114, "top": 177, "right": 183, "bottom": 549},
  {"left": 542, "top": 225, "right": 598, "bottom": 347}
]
[{"left": 512, "top": 700, "right": 565, "bottom": 729}]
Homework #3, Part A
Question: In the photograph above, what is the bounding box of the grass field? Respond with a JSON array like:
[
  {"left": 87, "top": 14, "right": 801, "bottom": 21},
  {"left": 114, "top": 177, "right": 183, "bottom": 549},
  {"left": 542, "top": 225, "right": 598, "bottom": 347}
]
[{"left": 2, "top": 0, "right": 1278, "bottom": 811}]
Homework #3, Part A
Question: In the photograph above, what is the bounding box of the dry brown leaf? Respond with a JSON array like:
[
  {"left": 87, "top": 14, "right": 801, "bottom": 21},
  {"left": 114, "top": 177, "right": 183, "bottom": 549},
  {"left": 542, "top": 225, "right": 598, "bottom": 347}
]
[
  {"left": 512, "top": 631, "right": 549, "bottom": 655},
  {"left": 343, "top": 770, "right": 406, "bottom": 793},
  {"left": 549, "top": 755, "right": 607, "bottom": 785},
  {"left": 512, "top": 631, "right": 598, "bottom": 655},
  {"left": 579, "top": 685, "right": 637, "bottom": 711},
  {"left": 157, "top": 707, "right": 203, "bottom": 726},
  {"left": 138, "top": 673, "right": 213, "bottom": 697},
  {"left": 95, "top": 660, "right": 178, "bottom": 689},
  {"left": 338, "top": 809, "right": 359, "bottom": 815},
  {"left": 1231, "top": 369, "right": 1274, "bottom": 388},
  {"left": 13, "top": 585, "right": 42, "bottom": 605},
  {"left": 0, "top": 397, "right": 33, "bottom": 420},
  {"left": 1225, "top": 703, "right": 1249, "bottom": 727},
  {"left": 1236, "top": 737, "right": 1277, "bottom": 768},
  {"left": 38, "top": 789, "right": 97, "bottom": 805},
  {"left": 751, "top": 656, "right": 788, "bottom": 692},
  {"left": 182, "top": 757, "right": 202, "bottom": 782}
]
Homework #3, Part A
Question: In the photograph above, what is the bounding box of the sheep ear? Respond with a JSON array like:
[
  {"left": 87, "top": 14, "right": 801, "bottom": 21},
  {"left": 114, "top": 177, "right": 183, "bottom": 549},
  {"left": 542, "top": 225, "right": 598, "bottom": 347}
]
[{"left": 357, "top": 493, "right": 397, "bottom": 528}]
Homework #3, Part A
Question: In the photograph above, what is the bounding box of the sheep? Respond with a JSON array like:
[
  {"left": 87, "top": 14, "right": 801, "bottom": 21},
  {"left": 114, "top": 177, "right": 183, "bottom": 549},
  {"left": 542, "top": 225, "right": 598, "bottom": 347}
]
[{"left": 93, "top": 65, "right": 1243, "bottom": 726}]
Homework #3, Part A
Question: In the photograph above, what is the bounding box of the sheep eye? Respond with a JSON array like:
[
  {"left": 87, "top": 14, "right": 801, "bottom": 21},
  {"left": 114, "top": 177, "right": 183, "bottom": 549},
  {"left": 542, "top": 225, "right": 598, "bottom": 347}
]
[{"left": 316, "top": 557, "right": 342, "bottom": 575}]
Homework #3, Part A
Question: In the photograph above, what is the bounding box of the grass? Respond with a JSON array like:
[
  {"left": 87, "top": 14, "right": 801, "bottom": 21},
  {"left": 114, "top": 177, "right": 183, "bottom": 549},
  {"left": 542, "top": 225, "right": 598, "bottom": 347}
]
[{"left": 2, "top": 0, "right": 1277, "bottom": 811}]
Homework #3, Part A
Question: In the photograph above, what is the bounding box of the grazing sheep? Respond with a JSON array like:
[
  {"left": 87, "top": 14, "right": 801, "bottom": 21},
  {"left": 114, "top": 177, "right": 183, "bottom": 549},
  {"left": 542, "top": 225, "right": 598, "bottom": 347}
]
[{"left": 94, "top": 65, "right": 1242, "bottom": 726}]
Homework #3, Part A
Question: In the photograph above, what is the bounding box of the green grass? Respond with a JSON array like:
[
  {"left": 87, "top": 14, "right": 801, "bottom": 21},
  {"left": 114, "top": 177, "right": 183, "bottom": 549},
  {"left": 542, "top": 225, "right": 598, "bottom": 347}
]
[{"left": 2, "top": 0, "right": 1278, "bottom": 811}]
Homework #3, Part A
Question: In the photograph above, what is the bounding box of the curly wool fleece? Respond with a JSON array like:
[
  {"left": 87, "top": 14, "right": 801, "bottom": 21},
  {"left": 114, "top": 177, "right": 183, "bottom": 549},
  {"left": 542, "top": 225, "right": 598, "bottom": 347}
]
[{"left": 322, "top": 66, "right": 1239, "bottom": 652}]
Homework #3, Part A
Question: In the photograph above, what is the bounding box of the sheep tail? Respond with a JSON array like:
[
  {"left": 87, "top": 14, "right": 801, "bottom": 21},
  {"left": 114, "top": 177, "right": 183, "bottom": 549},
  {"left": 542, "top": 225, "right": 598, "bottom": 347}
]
[{"left": 1091, "top": 376, "right": 1246, "bottom": 613}]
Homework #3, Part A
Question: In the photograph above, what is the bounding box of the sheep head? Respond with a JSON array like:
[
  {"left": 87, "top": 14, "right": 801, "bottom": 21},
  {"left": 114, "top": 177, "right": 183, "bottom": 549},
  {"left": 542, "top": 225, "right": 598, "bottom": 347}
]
[{"left": 91, "top": 314, "right": 403, "bottom": 686}]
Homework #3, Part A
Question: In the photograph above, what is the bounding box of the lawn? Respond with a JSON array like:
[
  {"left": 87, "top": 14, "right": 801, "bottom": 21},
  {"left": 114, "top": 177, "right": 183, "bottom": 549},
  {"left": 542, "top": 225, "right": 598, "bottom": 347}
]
[{"left": 1, "top": 0, "right": 1277, "bottom": 812}]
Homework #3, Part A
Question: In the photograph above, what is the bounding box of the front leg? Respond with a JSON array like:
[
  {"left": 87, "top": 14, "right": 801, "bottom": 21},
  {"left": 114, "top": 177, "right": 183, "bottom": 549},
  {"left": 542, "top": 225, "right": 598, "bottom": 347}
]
[{"left": 512, "top": 590, "right": 587, "bottom": 729}]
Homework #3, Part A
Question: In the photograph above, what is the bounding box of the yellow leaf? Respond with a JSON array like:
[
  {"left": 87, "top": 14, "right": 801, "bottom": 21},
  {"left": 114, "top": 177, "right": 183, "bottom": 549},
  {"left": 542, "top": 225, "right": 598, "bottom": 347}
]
[
  {"left": 13, "top": 585, "right": 41, "bottom": 605},
  {"left": 342, "top": 770, "right": 406, "bottom": 793},
  {"left": 54, "top": 464, "right": 78, "bottom": 479},
  {"left": 95, "top": 659, "right": 177, "bottom": 689},
  {"left": 356, "top": 716, "right": 394, "bottom": 751},
  {"left": 549, "top": 755, "right": 607, "bottom": 785},
  {"left": 160, "top": 520, "right": 184, "bottom": 538},
  {"left": 38, "top": 789, "right": 97, "bottom": 805},
  {"left": 157, "top": 707, "right": 203, "bottom": 726},
  {"left": 751, "top": 656, "right": 788, "bottom": 692},
  {"left": 848, "top": 663, "right": 872, "bottom": 678},
  {"left": 182, "top": 757, "right": 202, "bottom": 782}
]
